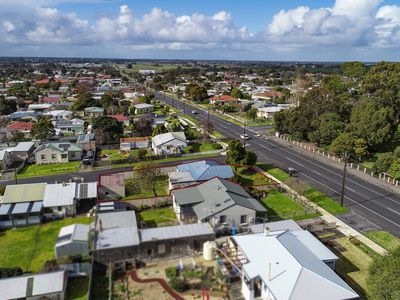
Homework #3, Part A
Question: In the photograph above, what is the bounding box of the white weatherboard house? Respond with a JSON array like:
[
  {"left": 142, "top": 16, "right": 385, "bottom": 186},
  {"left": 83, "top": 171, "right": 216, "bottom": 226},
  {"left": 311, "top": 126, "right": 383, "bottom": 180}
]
[
  {"left": 0, "top": 270, "right": 68, "bottom": 300},
  {"left": 230, "top": 227, "right": 359, "bottom": 300},
  {"left": 55, "top": 224, "right": 90, "bottom": 259},
  {"left": 151, "top": 131, "right": 187, "bottom": 155},
  {"left": 44, "top": 182, "right": 78, "bottom": 217}
]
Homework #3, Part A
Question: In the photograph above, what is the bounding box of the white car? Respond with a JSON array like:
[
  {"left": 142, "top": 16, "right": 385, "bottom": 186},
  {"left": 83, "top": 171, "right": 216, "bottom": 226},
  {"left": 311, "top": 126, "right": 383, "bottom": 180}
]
[{"left": 240, "top": 133, "right": 250, "bottom": 140}]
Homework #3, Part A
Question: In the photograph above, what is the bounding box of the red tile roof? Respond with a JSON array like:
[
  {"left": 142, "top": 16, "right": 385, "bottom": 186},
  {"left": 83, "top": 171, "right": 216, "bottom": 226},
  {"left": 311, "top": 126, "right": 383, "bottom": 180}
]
[
  {"left": 7, "top": 121, "right": 33, "bottom": 131},
  {"left": 120, "top": 137, "right": 150, "bottom": 143},
  {"left": 210, "top": 95, "right": 238, "bottom": 102},
  {"left": 108, "top": 115, "right": 129, "bottom": 122},
  {"left": 34, "top": 79, "right": 50, "bottom": 85}
]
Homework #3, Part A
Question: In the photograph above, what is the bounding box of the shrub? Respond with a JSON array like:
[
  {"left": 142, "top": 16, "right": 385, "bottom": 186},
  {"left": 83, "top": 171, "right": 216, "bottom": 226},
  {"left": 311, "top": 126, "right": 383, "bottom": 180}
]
[
  {"left": 165, "top": 267, "right": 177, "bottom": 280},
  {"left": 0, "top": 267, "right": 23, "bottom": 278}
]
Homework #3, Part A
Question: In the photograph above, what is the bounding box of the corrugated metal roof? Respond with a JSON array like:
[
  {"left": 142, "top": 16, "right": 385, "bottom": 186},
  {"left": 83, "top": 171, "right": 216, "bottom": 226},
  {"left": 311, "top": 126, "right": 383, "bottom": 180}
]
[
  {"left": 0, "top": 204, "right": 12, "bottom": 215},
  {"left": 77, "top": 182, "right": 97, "bottom": 199},
  {"left": 12, "top": 141, "right": 35, "bottom": 152},
  {"left": 12, "top": 202, "right": 30, "bottom": 214},
  {"left": 152, "top": 132, "right": 186, "bottom": 147},
  {"left": 176, "top": 161, "right": 234, "bottom": 181},
  {"left": 57, "top": 224, "right": 89, "bottom": 246},
  {"left": 43, "top": 182, "right": 76, "bottom": 207},
  {"left": 140, "top": 223, "right": 214, "bottom": 242},
  {"left": 3, "top": 183, "right": 46, "bottom": 204},
  {"left": 96, "top": 227, "right": 140, "bottom": 249},
  {"left": 30, "top": 201, "right": 43, "bottom": 213}
]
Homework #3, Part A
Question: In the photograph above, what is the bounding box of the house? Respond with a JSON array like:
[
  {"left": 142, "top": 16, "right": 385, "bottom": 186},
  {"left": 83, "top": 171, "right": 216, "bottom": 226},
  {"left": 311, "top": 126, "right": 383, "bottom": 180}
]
[
  {"left": 0, "top": 183, "right": 46, "bottom": 227},
  {"left": 9, "top": 141, "right": 35, "bottom": 162},
  {"left": 151, "top": 132, "right": 187, "bottom": 155},
  {"left": 210, "top": 95, "right": 239, "bottom": 105},
  {"left": 34, "top": 142, "right": 82, "bottom": 165},
  {"left": 168, "top": 160, "right": 234, "bottom": 189},
  {"left": 229, "top": 222, "right": 358, "bottom": 300},
  {"left": 43, "top": 182, "right": 78, "bottom": 217},
  {"left": 120, "top": 137, "right": 150, "bottom": 151},
  {"left": 53, "top": 118, "right": 85, "bottom": 135},
  {"left": 172, "top": 177, "right": 267, "bottom": 227},
  {"left": 134, "top": 103, "right": 154, "bottom": 114},
  {"left": 94, "top": 210, "right": 214, "bottom": 265},
  {"left": 8, "top": 111, "right": 40, "bottom": 121},
  {"left": 0, "top": 270, "right": 68, "bottom": 300},
  {"left": 28, "top": 103, "right": 53, "bottom": 111},
  {"left": 99, "top": 173, "right": 126, "bottom": 200},
  {"left": 44, "top": 110, "right": 72, "bottom": 121},
  {"left": 84, "top": 106, "right": 104, "bottom": 117},
  {"left": 108, "top": 115, "right": 130, "bottom": 126},
  {"left": 76, "top": 133, "right": 96, "bottom": 151},
  {"left": 6, "top": 121, "right": 33, "bottom": 137},
  {"left": 252, "top": 90, "right": 285, "bottom": 101},
  {"left": 0, "top": 149, "right": 12, "bottom": 170},
  {"left": 55, "top": 224, "right": 90, "bottom": 259},
  {"left": 256, "top": 106, "right": 286, "bottom": 119}
]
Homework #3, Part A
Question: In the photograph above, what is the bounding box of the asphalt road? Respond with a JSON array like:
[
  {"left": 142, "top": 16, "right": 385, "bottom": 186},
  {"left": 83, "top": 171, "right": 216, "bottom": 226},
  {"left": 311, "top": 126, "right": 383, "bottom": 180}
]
[{"left": 157, "top": 92, "right": 400, "bottom": 237}]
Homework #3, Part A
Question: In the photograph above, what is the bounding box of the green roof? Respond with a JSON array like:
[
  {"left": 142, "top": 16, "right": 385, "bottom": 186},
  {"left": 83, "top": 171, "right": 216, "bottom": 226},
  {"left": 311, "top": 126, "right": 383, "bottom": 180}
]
[
  {"left": 34, "top": 143, "right": 82, "bottom": 154},
  {"left": 3, "top": 183, "right": 47, "bottom": 204}
]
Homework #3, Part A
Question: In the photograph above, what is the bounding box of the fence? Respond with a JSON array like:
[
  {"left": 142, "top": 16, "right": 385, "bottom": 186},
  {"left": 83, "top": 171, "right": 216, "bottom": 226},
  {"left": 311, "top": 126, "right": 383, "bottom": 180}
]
[{"left": 125, "top": 195, "right": 172, "bottom": 208}]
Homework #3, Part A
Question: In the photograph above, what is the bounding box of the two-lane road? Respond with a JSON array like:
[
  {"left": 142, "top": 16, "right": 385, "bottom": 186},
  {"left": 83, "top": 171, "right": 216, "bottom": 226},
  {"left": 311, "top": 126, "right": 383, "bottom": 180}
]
[{"left": 158, "top": 92, "right": 400, "bottom": 237}]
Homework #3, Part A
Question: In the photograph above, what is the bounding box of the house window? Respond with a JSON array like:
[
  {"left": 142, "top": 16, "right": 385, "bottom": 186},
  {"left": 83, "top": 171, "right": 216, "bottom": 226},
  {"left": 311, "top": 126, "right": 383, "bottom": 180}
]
[
  {"left": 41, "top": 154, "right": 46, "bottom": 160},
  {"left": 51, "top": 154, "right": 56, "bottom": 160},
  {"left": 71, "top": 153, "right": 75, "bottom": 158},
  {"left": 240, "top": 215, "right": 247, "bottom": 224},
  {"left": 61, "top": 154, "right": 67, "bottom": 159},
  {"left": 147, "top": 249, "right": 152, "bottom": 256},
  {"left": 158, "top": 244, "right": 166, "bottom": 254},
  {"left": 58, "top": 206, "right": 62, "bottom": 211},
  {"left": 219, "top": 215, "right": 227, "bottom": 224}
]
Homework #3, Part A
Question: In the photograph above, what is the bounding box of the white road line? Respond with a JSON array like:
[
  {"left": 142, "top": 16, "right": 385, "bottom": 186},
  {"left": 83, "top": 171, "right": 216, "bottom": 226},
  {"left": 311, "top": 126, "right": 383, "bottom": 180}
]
[
  {"left": 387, "top": 207, "right": 400, "bottom": 216},
  {"left": 312, "top": 170, "right": 322, "bottom": 176}
]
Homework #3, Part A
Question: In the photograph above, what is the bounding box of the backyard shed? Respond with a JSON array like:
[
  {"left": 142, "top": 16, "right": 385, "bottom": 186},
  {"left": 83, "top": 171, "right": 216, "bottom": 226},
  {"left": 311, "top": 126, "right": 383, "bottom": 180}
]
[{"left": 55, "top": 224, "right": 90, "bottom": 259}]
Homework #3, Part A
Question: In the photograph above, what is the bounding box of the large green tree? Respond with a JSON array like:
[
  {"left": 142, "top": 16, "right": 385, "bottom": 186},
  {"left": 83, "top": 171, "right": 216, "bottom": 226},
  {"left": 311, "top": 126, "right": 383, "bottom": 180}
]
[
  {"left": 309, "top": 113, "right": 344, "bottom": 146},
  {"left": 226, "top": 139, "right": 247, "bottom": 167},
  {"left": 31, "top": 117, "right": 55, "bottom": 142},
  {"left": 245, "top": 107, "right": 258, "bottom": 121},
  {"left": 72, "top": 92, "right": 98, "bottom": 111},
  {"left": 367, "top": 247, "right": 400, "bottom": 300},
  {"left": 330, "top": 133, "right": 355, "bottom": 155},
  {"left": 342, "top": 61, "right": 366, "bottom": 78},
  {"left": 0, "top": 97, "right": 17, "bottom": 115},
  {"left": 92, "top": 116, "right": 123, "bottom": 145}
]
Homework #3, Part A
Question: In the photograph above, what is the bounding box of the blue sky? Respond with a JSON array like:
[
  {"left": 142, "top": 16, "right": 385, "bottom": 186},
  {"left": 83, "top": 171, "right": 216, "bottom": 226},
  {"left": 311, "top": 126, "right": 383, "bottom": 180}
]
[{"left": 1, "top": 0, "right": 400, "bottom": 61}]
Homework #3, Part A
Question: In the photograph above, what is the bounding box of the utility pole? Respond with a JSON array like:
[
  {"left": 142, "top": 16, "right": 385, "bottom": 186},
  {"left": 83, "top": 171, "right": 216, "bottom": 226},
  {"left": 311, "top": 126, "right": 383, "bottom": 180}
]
[
  {"left": 14, "top": 168, "right": 18, "bottom": 185},
  {"left": 242, "top": 121, "right": 246, "bottom": 148},
  {"left": 340, "top": 152, "right": 348, "bottom": 207}
]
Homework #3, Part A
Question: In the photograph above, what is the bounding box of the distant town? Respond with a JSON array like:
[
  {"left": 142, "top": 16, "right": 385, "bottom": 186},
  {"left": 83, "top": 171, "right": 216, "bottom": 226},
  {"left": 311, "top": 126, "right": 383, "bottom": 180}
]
[{"left": 0, "top": 58, "right": 399, "bottom": 300}]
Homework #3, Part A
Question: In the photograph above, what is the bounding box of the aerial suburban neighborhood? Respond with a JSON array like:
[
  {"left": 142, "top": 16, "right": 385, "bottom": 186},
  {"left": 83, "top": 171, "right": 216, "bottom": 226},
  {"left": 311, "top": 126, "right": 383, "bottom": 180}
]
[{"left": 1, "top": 1, "right": 400, "bottom": 300}]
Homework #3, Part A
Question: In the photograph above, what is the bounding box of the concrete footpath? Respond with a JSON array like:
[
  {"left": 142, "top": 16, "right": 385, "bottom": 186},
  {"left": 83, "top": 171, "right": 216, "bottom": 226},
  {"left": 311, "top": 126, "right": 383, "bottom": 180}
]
[{"left": 257, "top": 168, "right": 388, "bottom": 255}]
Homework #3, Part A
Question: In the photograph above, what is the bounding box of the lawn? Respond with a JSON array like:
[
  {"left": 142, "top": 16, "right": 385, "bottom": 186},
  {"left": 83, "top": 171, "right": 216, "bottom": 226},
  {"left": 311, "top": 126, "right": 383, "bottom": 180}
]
[
  {"left": 180, "top": 114, "right": 198, "bottom": 125},
  {"left": 211, "top": 131, "right": 225, "bottom": 139},
  {"left": 334, "top": 237, "right": 374, "bottom": 299},
  {"left": 137, "top": 207, "right": 177, "bottom": 227},
  {"left": 364, "top": 230, "right": 400, "bottom": 251},
  {"left": 302, "top": 187, "right": 349, "bottom": 215},
  {"left": 66, "top": 277, "right": 89, "bottom": 300},
  {"left": 0, "top": 217, "right": 91, "bottom": 272},
  {"left": 260, "top": 190, "right": 320, "bottom": 221},
  {"left": 18, "top": 162, "right": 80, "bottom": 178},
  {"left": 100, "top": 148, "right": 150, "bottom": 161},
  {"left": 188, "top": 142, "right": 222, "bottom": 153},
  {"left": 124, "top": 175, "right": 169, "bottom": 200},
  {"left": 257, "top": 163, "right": 290, "bottom": 182},
  {"left": 235, "top": 167, "right": 273, "bottom": 186}
]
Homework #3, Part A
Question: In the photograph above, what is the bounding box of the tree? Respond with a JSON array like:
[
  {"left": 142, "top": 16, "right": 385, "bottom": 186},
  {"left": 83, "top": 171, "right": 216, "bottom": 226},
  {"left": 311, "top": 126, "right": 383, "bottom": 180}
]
[
  {"left": 10, "top": 131, "right": 25, "bottom": 143},
  {"left": 167, "top": 120, "right": 182, "bottom": 132},
  {"left": 134, "top": 161, "right": 162, "bottom": 196},
  {"left": 348, "top": 99, "right": 395, "bottom": 150},
  {"left": 0, "top": 97, "right": 17, "bottom": 115},
  {"left": 367, "top": 247, "right": 400, "bottom": 300},
  {"left": 132, "top": 116, "right": 153, "bottom": 137},
  {"left": 242, "top": 151, "right": 257, "bottom": 166},
  {"left": 331, "top": 133, "right": 355, "bottom": 155},
  {"left": 31, "top": 117, "right": 55, "bottom": 142},
  {"left": 354, "top": 138, "right": 368, "bottom": 161},
  {"left": 342, "top": 61, "right": 366, "bottom": 78},
  {"left": 71, "top": 92, "right": 98, "bottom": 111},
  {"left": 152, "top": 124, "right": 167, "bottom": 136},
  {"left": 92, "top": 116, "right": 123, "bottom": 145},
  {"left": 226, "top": 140, "right": 247, "bottom": 167},
  {"left": 310, "top": 113, "right": 345, "bottom": 146},
  {"left": 388, "top": 159, "right": 400, "bottom": 180},
  {"left": 374, "top": 152, "right": 394, "bottom": 174},
  {"left": 245, "top": 107, "right": 258, "bottom": 121}
]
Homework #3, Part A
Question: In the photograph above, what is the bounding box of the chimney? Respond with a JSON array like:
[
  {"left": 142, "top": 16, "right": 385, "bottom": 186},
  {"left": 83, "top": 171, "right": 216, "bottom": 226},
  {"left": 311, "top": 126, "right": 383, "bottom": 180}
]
[
  {"left": 99, "top": 219, "right": 103, "bottom": 231},
  {"left": 264, "top": 226, "right": 270, "bottom": 237},
  {"left": 268, "top": 262, "right": 271, "bottom": 281}
]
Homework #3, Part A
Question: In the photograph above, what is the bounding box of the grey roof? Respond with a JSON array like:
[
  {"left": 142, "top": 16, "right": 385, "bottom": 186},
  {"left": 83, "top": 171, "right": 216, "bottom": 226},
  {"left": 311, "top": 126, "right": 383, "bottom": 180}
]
[
  {"left": 34, "top": 142, "right": 82, "bottom": 154},
  {"left": 76, "top": 182, "right": 97, "bottom": 199},
  {"left": 0, "top": 270, "right": 67, "bottom": 300},
  {"left": 134, "top": 103, "right": 154, "bottom": 109},
  {"left": 169, "top": 171, "right": 195, "bottom": 184},
  {"left": 232, "top": 231, "right": 358, "bottom": 300},
  {"left": 12, "top": 141, "right": 35, "bottom": 152},
  {"left": 43, "top": 182, "right": 76, "bottom": 207},
  {"left": 140, "top": 223, "right": 214, "bottom": 242},
  {"left": 12, "top": 202, "right": 30, "bottom": 214},
  {"left": 56, "top": 224, "right": 90, "bottom": 247},
  {"left": 152, "top": 131, "right": 186, "bottom": 147},
  {"left": 249, "top": 219, "right": 302, "bottom": 233},
  {"left": 77, "top": 133, "right": 95, "bottom": 143},
  {"left": 173, "top": 178, "right": 266, "bottom": 220},
  {"left": 95, "top": 211, "right": 140, "bottom": 250}
]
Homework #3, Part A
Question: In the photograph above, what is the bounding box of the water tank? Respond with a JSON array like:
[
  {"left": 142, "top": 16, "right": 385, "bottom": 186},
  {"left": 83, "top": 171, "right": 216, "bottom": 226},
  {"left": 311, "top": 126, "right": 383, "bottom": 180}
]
[{"left": 203, "top": 241, "right": 216, "bottom": 261}]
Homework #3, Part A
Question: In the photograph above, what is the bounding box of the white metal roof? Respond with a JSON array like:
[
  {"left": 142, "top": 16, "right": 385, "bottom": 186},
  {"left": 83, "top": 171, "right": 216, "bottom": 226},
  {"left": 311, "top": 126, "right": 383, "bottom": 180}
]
[
  {"left": 76, "top": 182, "right": 97, "bottom": 199},
  {"left": 140, "top": 223, "right": 214, "bottom": 242},
  {"left": 232, "top": 231, "right": 358, "bottom": 300},
  {"left": 57, "top": 223, "right": 90, "bottom": 247},
  {"left": 12, "top": 141, "right": 35, "bottom": 152},
  {"left": 43, "top": 182, "right": 76, "bottom": 207},
  {"left": 0, "top": 270, "right": 66, "bottom": 299}
]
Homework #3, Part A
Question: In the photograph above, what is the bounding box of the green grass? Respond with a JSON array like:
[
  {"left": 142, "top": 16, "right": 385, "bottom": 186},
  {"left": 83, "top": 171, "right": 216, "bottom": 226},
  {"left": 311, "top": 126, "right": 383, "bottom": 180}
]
[
  {"left": 364, "top": 230, "right": 400, "bottom": 251},
  {"left": 260, "top": 190, "right": 320, "bottom": 221},
  {"left": 137, "top": 208, "right": 176, "bottom": 226},
  {"left": 66, "top": 277, "right": 89, "bottom": 300},
  {"left": 124, "top": 175, "right": 169, "bottom": 199},
  {"left": 188, "top": 142, "right": 222, "bottom": 153},
  {"left": 18, "top": 162, "right": 81, "bottom": 178},
  {"left": 211, "top": 131, "right": 225, "bottom": 139},
  {"left": 235, "top": 167, "right": 273, "bottom": 186},
  {"left": 257, "top": 163, "right": 290, "bottom": 182},
  {"left": 100, "top": 148, "right": 150, "bottom": 161},
  {"left": 302, "top": 188, "right": 349, "bottom": 214},
  {"left": 180, "top": 114, "right": 198, "bottom": 125},
  {"left": 0, "top": 217, "right": 91, "bottom": 272}
]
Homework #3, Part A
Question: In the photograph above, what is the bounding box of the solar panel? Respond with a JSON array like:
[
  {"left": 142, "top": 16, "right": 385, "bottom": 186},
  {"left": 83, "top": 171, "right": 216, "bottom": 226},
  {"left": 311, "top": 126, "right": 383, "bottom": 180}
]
[{"left": 79, "top": 183, "right": 88, "bottom": 199}]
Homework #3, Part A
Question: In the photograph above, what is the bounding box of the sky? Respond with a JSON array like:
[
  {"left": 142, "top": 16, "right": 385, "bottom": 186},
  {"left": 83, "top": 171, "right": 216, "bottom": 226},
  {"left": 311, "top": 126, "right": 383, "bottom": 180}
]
[{"left": 1, "top": 0, "right": 400, "bottom": 61}]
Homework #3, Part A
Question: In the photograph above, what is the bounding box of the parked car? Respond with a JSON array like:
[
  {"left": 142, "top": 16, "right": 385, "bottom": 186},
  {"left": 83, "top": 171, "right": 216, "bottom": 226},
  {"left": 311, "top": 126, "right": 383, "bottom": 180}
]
[{"left": 191, "top": 110, "right": 198, "bottom": 114}]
